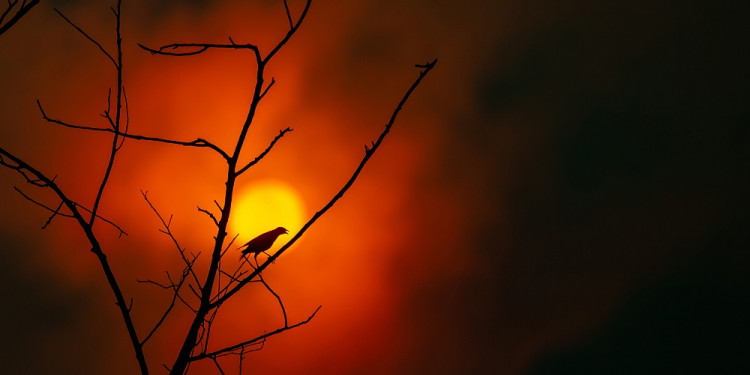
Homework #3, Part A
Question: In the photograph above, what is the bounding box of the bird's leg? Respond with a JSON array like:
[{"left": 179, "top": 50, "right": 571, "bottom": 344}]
[{"left": 263, "top": 251, "right": 276, "bottom": 264}]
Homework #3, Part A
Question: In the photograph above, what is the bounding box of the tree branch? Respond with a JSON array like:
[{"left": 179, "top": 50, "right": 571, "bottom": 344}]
[
  {"left": 190, "top": 306, "right": 321, "bottom": 361},
  {"left": 259, "top": 78, "right": 276, "bottom": 100},
  {"left": 236, "top": 127, "right": 292, "bottom": 176},
  {"left": 212, "top": 59, "right": 438, "bottom": 308},
  {"left": 197, "top": 205, "right": 219, "bottom": 227},
  {"left": 0, "top": 143, "right": 148, "bottom": 374},
  {"left": 142, "top": 190, "right": 203, "bottom": 290},
  {"left": 53, "top": 7, "right": 118, "bottom": 68},
  {"left": 258, "top": 271, "right": 287, "bottom": 328},
  {"left": 138, "top": 41, "right": 260, "bottom": 58},
  {"left": 282, "top": 0, "right": 293, "bottom": 30},
  {"left": 211, "top": 357, "right": 226, "bottom": 375},
  {"left": 140, "top": 255, "right": 196, "bottom": 346},
  {"left": 13, "top": 186, "right": 127, "bottom": 236},
  {"left": 0, "top": 0, "right": 39, "bottom": 36},
  {"left": 37, "top": 100, "right": 231, "bottom": 160},
  {"left": 138, "top": 275, "right": 198, "bottom": 315},
  {"left": 263, "top": 0, "right": 312, "bottom": 65}
]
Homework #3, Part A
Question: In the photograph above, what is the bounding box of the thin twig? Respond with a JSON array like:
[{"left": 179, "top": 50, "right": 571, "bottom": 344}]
[
  {"left": 259, "top": 78, "right": 276, "bottom": 100},
  {"left": 42, "top": 200, "right": 65, "bottom": 230},
  {"left": 38, "top": 100, "right": 230, "bottom": 160},
  {"left": 220, "top": 233, "right": 239, "bottom": 258},
  {"left": 117, "top": 86, "right": 130, "bottom": 150},
  {"left": 197, "top": 205, "right": 219, "bottom": 227},
  {"left": 282, "top": 0, "right": 293, "bottom": 29},
  {"left": 236, "top": 127, "right": 292, "bottom": 176},
  {"left": 211, "top": 357, "right": 225, "bottom": 375},
  {"left": 140, "top": 256, "right": 196, "bottom": 346},
  {"left": 263, "top": 0, "right": 312, "bottom": 65},
  {"left": 0, "top": 0, "right": 39, "bottom": 36},
  {"left": 258, "top": 272, "right": 287, "bottom": 327},
  {"left": 1, "top": 103, "right": 148, "bottom": 375},
  {"left": 138, "top": 41, "right": 260, "bottom": 57},
  {"left": 101, "top": 87, "right": 116, "bottom": 129},
  {"left": 13, "top": 186, "right": 127, "bottom": 236},
  {"left": 142, "top": 190, "right": 203, "bottom": 289},
  {"left": 53, "top": 8, "right": 118, "bottom": 67},
  {"left": 190, "top": 306, "right": 321, "bottom": 361},
  {"left": 213, "top": 59, "right": 438, "bottom": 308},
  {"left": 203, "top": 308, "right": 220, "bottom": 355}
]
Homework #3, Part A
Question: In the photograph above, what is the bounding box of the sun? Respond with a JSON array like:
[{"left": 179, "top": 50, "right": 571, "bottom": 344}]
[{"left": 229, "top": 179, "right": 306, "bottom": 252}]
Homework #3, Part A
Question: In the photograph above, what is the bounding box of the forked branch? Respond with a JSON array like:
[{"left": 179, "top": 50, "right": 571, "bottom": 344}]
[
  {"left": 53, "top": 7, "right": 117, "bottom": 67},
  {"left": 37, "top": 101, "right": 230, "bottom": 160},
  {"left": 2, "top": 1, "right": 436, "bottom": 373},
  {"left": 190, "top": 306, "right": 321, "bottom": 361},
  {"left": 138, "top": 41, "right": 261, "bottom": 59},
  {"left": 142, "top": 190, "right": 203, "bottom": 290},
  {"left": 212, "top": 59, "right": 438, "bottom": 308},
  {"left": 139, "top": 257, "right": 196, "bottom": 346},
  {"left": 0, "top": 0, "right": 39, "bottom": 36},
  {"left": 236, "top": 127, "right": 293, "bottom": 176},
  {"left": 0, "top": 144, "right": 147, "bottom": 374},
  {"left": 1, "top": 2, "right": 149, "bottom": 373},
  {"left": 13, "top": 186, "right": 127, "bottom": 236}
]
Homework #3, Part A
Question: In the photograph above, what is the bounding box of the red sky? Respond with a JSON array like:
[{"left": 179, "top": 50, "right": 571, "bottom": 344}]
[{"left": 2, "top": 0, "right": 749, "bottom": 374}]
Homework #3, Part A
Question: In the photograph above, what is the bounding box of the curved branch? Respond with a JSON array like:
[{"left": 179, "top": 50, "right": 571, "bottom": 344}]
[
  {"left": 263, "top": 0, "right": 312, "bottom": 65},
  {"left": 87, "top": 0, "right": 124, "bottom": 227},
  {"left": 0, "top": 145, "right": 148, "bottom": 374},
  {"left": 0, "top": 0, "right": 40, "bottom": 36},
  {"left": 282, "top": 0, "right": 294, "bottom": 29},
  {"left": 142, "top": 190, "right": 203, "bottom": 290},
  {"left": 38, "top": 100, "right": 231, "bottom": 160},
  {"left": 13, "top": 186, "right": 127, "bottom": 236},
  {"left": 236, "top": 127, "right": 292, "bottom": 176},
  {"left": 212, "top": 59, "right": 438, "bottom": 308},
  {"left": 140, "top": 257, "right": 195, "bottom": 346},
  {"left": 138, "top": 41, "right": 260, "bottom": 58},
  {"left": 258, "top": 272, "right": 287, "bottom": 328},
  {"left": 53, "top": 8, "right": 118, "bottom": 68},
  {"left": 189, "top": 306, "right": 321, "bottom": 361}
]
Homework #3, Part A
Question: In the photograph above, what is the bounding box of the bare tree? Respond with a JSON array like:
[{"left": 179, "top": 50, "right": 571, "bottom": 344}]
[
  {"left": 0, "top": 0, "right": 436, "bottom": 374},
  {"left": 0, "top": 0, "right": 39, "bottom": 36}
]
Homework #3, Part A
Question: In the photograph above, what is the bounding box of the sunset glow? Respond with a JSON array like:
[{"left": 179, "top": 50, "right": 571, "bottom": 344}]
[
  {"left": 229, "top": 179, "right": 306, "bottom": 251},
  {"left": 3, "top": 0, "right": 744, "bottom": 374}
]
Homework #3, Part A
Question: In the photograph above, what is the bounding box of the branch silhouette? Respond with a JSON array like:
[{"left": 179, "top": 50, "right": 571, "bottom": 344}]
[
  {"left": 37, "top": 100, "right": 231, "bottom": 160},
  {"left": 0, "top": 0, "right": 39, "bottom": 36},
  {"left": 190, "top": 306, "right": 321, "bottom": 362},
  {"left": 1, "top": 2, "right": 149, "bottom": 373},
  {"left": 211, "top": 59, "right": 438, "bottom": 309},
  {"left": 13, "top": 186, "right": 127, "bottom": 235},
  {"left": 1, "top": 0, "right": 437, "bottom": 373},
  {"left": 236, "top": 127, "right": 293, "bottom": 176}
]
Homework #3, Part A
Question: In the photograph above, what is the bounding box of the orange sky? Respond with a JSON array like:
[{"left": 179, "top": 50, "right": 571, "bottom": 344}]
[
  {"left": 1, "top": 1, "right": 470, "bottom": 373},
  {"left": 2, "top": 1, "right": 749, "bottom": 374}
]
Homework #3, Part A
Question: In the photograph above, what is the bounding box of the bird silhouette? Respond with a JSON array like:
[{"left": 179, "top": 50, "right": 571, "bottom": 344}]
[{"left": 238, "top": 227, "right": 288, "bottom": 260}]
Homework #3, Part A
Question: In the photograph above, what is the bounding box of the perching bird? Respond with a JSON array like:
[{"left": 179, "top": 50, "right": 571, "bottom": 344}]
[{"left": 238, "top": 227, "right": 288, "bottom": 260}]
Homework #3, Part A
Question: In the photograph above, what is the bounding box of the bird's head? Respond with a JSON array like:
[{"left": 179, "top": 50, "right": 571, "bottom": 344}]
[{"left": 275, "top": 226, "right": 289, "bottom": 235}]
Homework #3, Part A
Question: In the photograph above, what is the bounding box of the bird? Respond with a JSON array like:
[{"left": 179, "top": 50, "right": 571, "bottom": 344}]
[{"left": 238, "top": 227, "right": 288, "bottom": 260}]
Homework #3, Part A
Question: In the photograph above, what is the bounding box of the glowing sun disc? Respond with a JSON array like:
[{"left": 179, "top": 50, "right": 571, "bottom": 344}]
[{"left": 229, "top": 179, "right": 306, "bottom": 253}]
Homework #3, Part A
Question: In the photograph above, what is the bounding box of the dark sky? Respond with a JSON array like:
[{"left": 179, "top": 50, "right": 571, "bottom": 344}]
[{"left": 1, "top": 0, "right": 749, "bottom": 374}]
